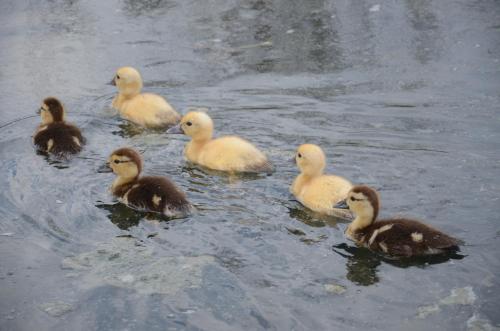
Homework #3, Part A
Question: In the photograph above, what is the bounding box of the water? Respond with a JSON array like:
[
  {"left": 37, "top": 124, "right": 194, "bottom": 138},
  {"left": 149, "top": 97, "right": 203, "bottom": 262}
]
[{"left": 1, "top": 0, "right": 499, "bottom": 330}]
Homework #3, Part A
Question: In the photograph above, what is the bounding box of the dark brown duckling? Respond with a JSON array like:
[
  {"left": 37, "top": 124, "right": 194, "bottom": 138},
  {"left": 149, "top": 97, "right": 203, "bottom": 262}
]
[
  {"left": 105, "top": 147, "right": 191, "bottom": 217},
  {"left": 33, "top": 97, "right": 85, "bottom": 156},
  {"left": 334, "top": 185, "right": 461, "bottom": 257}
]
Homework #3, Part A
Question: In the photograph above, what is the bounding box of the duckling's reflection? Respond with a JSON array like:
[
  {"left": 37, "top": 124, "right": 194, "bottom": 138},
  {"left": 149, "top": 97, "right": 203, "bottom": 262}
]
[
  {"left": 111, "top": 122, "right": 147, "bottom": 138},
  {"left": 333, "top": 243, "right": 465, "bottom": 286},
  {"left": 36, "top": 150, "right": 71, "bottom": 169},
  {"left": 96, "top": 202, "right": 172, "bottom": 230},
  {"left": 287, "top": 203, "right": 350, "bottom": 228},
  {"left": 181, "top": 164, "right": 269, "bottom": 183}
]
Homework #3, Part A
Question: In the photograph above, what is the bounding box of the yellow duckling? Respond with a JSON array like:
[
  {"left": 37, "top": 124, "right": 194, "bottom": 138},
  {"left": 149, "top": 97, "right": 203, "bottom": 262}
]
[
  {"left": 103, "top": 147, "right": 191, "bottom": 217},
  {"left": 33, "top": 97, "right": 85, "bottom": 156},
  {"left": 167, "top": 111, "right": 273, "bottom": 173},
  {"left": 290, "top": 144, "right": 352, "bottom": 218},
  {"left": 110, "top": 67, "right": 180, "bottom": 128},
  {"left": 335, "top": 185, "right": 461, "bottom": 257}
]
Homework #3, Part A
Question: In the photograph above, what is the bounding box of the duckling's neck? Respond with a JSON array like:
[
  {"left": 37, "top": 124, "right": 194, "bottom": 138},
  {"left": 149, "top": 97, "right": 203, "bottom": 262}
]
[
  {"left": 112, "top": 176, "right": 137, "bottom": 193},
  {"left": 347, "top": 209, "right": 375, "bottom": 237}
]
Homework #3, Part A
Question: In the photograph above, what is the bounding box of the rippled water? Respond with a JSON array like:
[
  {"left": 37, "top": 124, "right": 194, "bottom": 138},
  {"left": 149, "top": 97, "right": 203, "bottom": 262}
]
[{"left": 1, "top": 0, "right": 499, "bottom": 330}]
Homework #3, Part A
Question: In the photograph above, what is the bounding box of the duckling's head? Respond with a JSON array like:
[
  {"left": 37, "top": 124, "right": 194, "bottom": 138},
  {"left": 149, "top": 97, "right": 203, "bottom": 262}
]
[
  {"left": 168, "top": 111, "right": 214, "bottom": 141},
  {"left": 111, "top": 67, "right": 143, "bottom": 96},
  {"left": 295, "top": 144, "right": 326, "bottom": 176},
  {"left": 108, "top": 147, "right": 143, "bottom": 179},
  {"left": 38, "top": 97, "right": 65, "bottom": 124},
  {"left": 341, "top": 185, "right": 380, "bottom": 223}
]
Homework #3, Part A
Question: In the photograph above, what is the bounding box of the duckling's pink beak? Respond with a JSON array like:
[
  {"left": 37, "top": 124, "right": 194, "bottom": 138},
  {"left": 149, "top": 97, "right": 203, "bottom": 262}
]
[
  {"left": 334, "top": 199, "right": 349, "bottom": 209},
  {"left": 166, "top": 123, "right": 184, "bottom": 134}
]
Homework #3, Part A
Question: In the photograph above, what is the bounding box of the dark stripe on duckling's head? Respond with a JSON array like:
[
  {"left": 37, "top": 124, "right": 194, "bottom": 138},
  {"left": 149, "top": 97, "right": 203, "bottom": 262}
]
[
  {"left": 43, "top": 97, "right": 65, "bottom": 122},
  {"left": 112, "top": 147, "right": 143, "bottom": 175},
  {"left": 351, "top": 185, "right": 380, "bottom": 221}
]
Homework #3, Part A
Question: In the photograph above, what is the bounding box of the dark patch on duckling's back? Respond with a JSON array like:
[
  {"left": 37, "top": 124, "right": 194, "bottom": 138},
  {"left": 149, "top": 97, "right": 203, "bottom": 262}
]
[
  {"left": 34, "top": 122, "right": 85, "bottom": 156},
  {"left": 121, "top": 176, "right": 190, "bottom": 215},
  {"left": 44, "top": 97, "right": 64, "bottom": 122},
  {"left": 359, "top": 219, "right": 460, "bottom": 257},
  {"left": 352, "top": 185, "right": 379, "bottom": 221}
]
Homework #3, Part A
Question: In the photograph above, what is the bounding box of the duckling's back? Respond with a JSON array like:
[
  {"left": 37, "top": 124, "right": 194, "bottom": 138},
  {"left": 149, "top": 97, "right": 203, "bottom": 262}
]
[
  {"left": 196, "top": 136, "right": 272, "bottom": 173},
  {"left": 359, "top": 219, "right": 461, "bottom": 257},
  {"left": 125, "top": 176, "right": 190, "bottom": 217},
  {"left": 119, "top": 93, "right": 180, "bottom": 128},
  {"left": 294, "top": 175, "right": 352, "bottom": 216},
  {"left": 34, "top": 122, "right": 84, "bottom": 156}
]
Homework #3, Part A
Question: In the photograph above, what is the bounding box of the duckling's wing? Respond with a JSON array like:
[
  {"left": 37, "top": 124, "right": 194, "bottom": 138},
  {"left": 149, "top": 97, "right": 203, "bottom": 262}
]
[
  {"left": 371, "top": 220, "right": 460, "bottom": 256},
  {"left": 206, "top": 136, "right": 272, "bottom": 173},
  {"left": 126, "top": 176, "right": 189, "bottom": 214},
  {"left": 33, "top": 123, "right": 83, "bottom": 155}
]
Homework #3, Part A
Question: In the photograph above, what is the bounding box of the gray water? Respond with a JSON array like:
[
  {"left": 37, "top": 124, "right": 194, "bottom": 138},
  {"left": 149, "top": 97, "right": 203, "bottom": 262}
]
[{"left": 1, "top": 0, "right": 499, "bottom": 330}]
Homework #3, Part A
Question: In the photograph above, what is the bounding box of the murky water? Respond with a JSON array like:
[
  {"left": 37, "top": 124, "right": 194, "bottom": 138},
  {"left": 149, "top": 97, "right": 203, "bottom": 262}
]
[{"left": 1, "top": 0, "right": 499, "bottom": 330}]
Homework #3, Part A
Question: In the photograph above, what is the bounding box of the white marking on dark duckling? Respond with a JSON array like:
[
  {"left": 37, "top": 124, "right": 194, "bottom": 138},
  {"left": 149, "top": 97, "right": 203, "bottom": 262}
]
[
  {"left": 153, "top": 194, "right": 162, "bottom": 207},
  {"left": 411, "top": 232, "right": 423, "bottom": 243},
  {"left": 47, "top": 139, "right": 54, "bottom": 152}
]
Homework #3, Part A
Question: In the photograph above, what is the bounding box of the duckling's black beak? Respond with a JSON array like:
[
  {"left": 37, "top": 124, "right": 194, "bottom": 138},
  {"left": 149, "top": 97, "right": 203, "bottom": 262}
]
[
  {"left": 290, "top": 156, "right": 296, "bottom": 164},
  {"left": 334, "top": 199, "right": 349, "bottom": 209},
  {"left": 166, "top": 123, "right": 184, "bottom": 134},
  {"left": 108, "top": 77, "right": 116, "bottom": 86},
  {"left": 36, "top": 107, "right": 42, "bottom": 115},
  {"left": 97, "top": 162, "right": 113, "bottom": 173}
]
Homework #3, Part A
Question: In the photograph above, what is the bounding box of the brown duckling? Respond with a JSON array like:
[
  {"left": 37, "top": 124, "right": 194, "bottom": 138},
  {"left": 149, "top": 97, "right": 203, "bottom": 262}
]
[
  {"left": 33, "top": 97, "right": 85, "bottom": 156},
  {"left": 105, "top": 147, "right": 191, "bottom": 217},
  {"left": 335, "top": 185, "right": 461, "bottom": 257}
]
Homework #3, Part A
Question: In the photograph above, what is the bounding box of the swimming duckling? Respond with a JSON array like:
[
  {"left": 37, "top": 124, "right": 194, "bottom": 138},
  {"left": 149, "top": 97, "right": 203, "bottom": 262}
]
[
  {"left": 290, "top": 144, "right": 352, "bottom": 218},
  {"left": 110, "top": 67, "right": 180, "bottom": 128},
  {"left": 33, "top": 97, "right": 85, "bottom": 156},
  {"left": 167, "top": 111, "right": 273, "bottom": 173},
  {"left": 334, "top": 185, "right": 461, "bottom": 257},
  {"left": 105, "top": 147, "right": 191, "bottom": 217}
]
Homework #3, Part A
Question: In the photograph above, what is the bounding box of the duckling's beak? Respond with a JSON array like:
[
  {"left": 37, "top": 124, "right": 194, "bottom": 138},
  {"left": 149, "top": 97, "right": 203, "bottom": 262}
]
[
  {"left": 108, "top": 77, "right": 116, "bottom": 86},
  {"left": 166, "top": 123, "right": 184, "bottom": 134},
  {"left": 290, "top": 156, "right": 296, "bottom": 164},
  {"left": 334, "top": 199, "right": 349, "bottom": 209},
  {"left": 97, "top": 162, "right": 113, "bottom": 173},
  {"left": 36, "top": 107, "right": 42, "bottom": 115}
]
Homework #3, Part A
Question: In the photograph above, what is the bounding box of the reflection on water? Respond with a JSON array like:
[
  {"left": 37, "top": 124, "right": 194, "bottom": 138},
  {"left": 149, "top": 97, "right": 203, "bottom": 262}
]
[
  {"left": 333, "top": 243, "right": 466, "bottom": 286},
  {"left": 96, "top": 202, "right": 176, "bottom": 230},
  {"left": 1, "top": 0, "right": 499, "bottom": 329}
]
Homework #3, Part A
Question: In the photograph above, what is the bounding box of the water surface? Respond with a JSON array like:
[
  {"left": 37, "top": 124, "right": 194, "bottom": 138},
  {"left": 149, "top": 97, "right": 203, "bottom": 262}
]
[{"left": 1, "top": 0, "right": 499, "bottom": 330}]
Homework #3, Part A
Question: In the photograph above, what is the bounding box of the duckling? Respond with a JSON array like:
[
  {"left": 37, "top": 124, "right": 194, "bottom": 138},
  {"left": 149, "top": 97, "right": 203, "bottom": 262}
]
[
  {"left": 290, "top": 144, "right": 352, "bottom": 218},
  {"left": 33, "top": 97, "right": 85, "bottom": 156},
  {"left": 104, "top": 147, "right": 191, "bottom": 217},
  {"left": 334, "top": 185, "right": 461, "bottom": 257},
  {"left": 167, "top": 111, "right": 273, "bottom": 173},
  {"left": 110, "top": 67, "right": 180, "bottom": 128}
]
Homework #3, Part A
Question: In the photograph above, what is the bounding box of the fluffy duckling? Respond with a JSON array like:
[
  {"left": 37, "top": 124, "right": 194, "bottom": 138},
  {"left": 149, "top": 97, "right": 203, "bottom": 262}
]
[
  {"left": 335, "top": 185, "right": 461, "bottom": 257},
  {"left": 33, "top": 97, "right": 85, "bottom": 156},
  {"left": 290, "top": 144, "right": 352, "bottom": 218},
  {"left": 105, "top": 147, "right": 191, "bottom": 217},
  {"left": 110, "top": 67, "right": 180, "bottom": 128},
  {"left": 167, "top": 111, "right": 273, "bottom": 173}
]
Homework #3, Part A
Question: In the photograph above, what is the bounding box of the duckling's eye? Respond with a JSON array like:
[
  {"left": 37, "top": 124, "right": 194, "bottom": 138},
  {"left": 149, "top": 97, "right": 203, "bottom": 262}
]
[
  {"left": 297, "top": 153, "right": 302, "bottom": 158},
  {"left": 186, "top": 121, "right": 192, "bottom": 126},
  {"left": 350, "top": 197, "right": 356, "bottom": 201},
  {"left": 114, "top": 160, "right": 120, "bottom": 164},
  {"left": 116, "top": 75, "right": 120, "bottom": 79}
]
